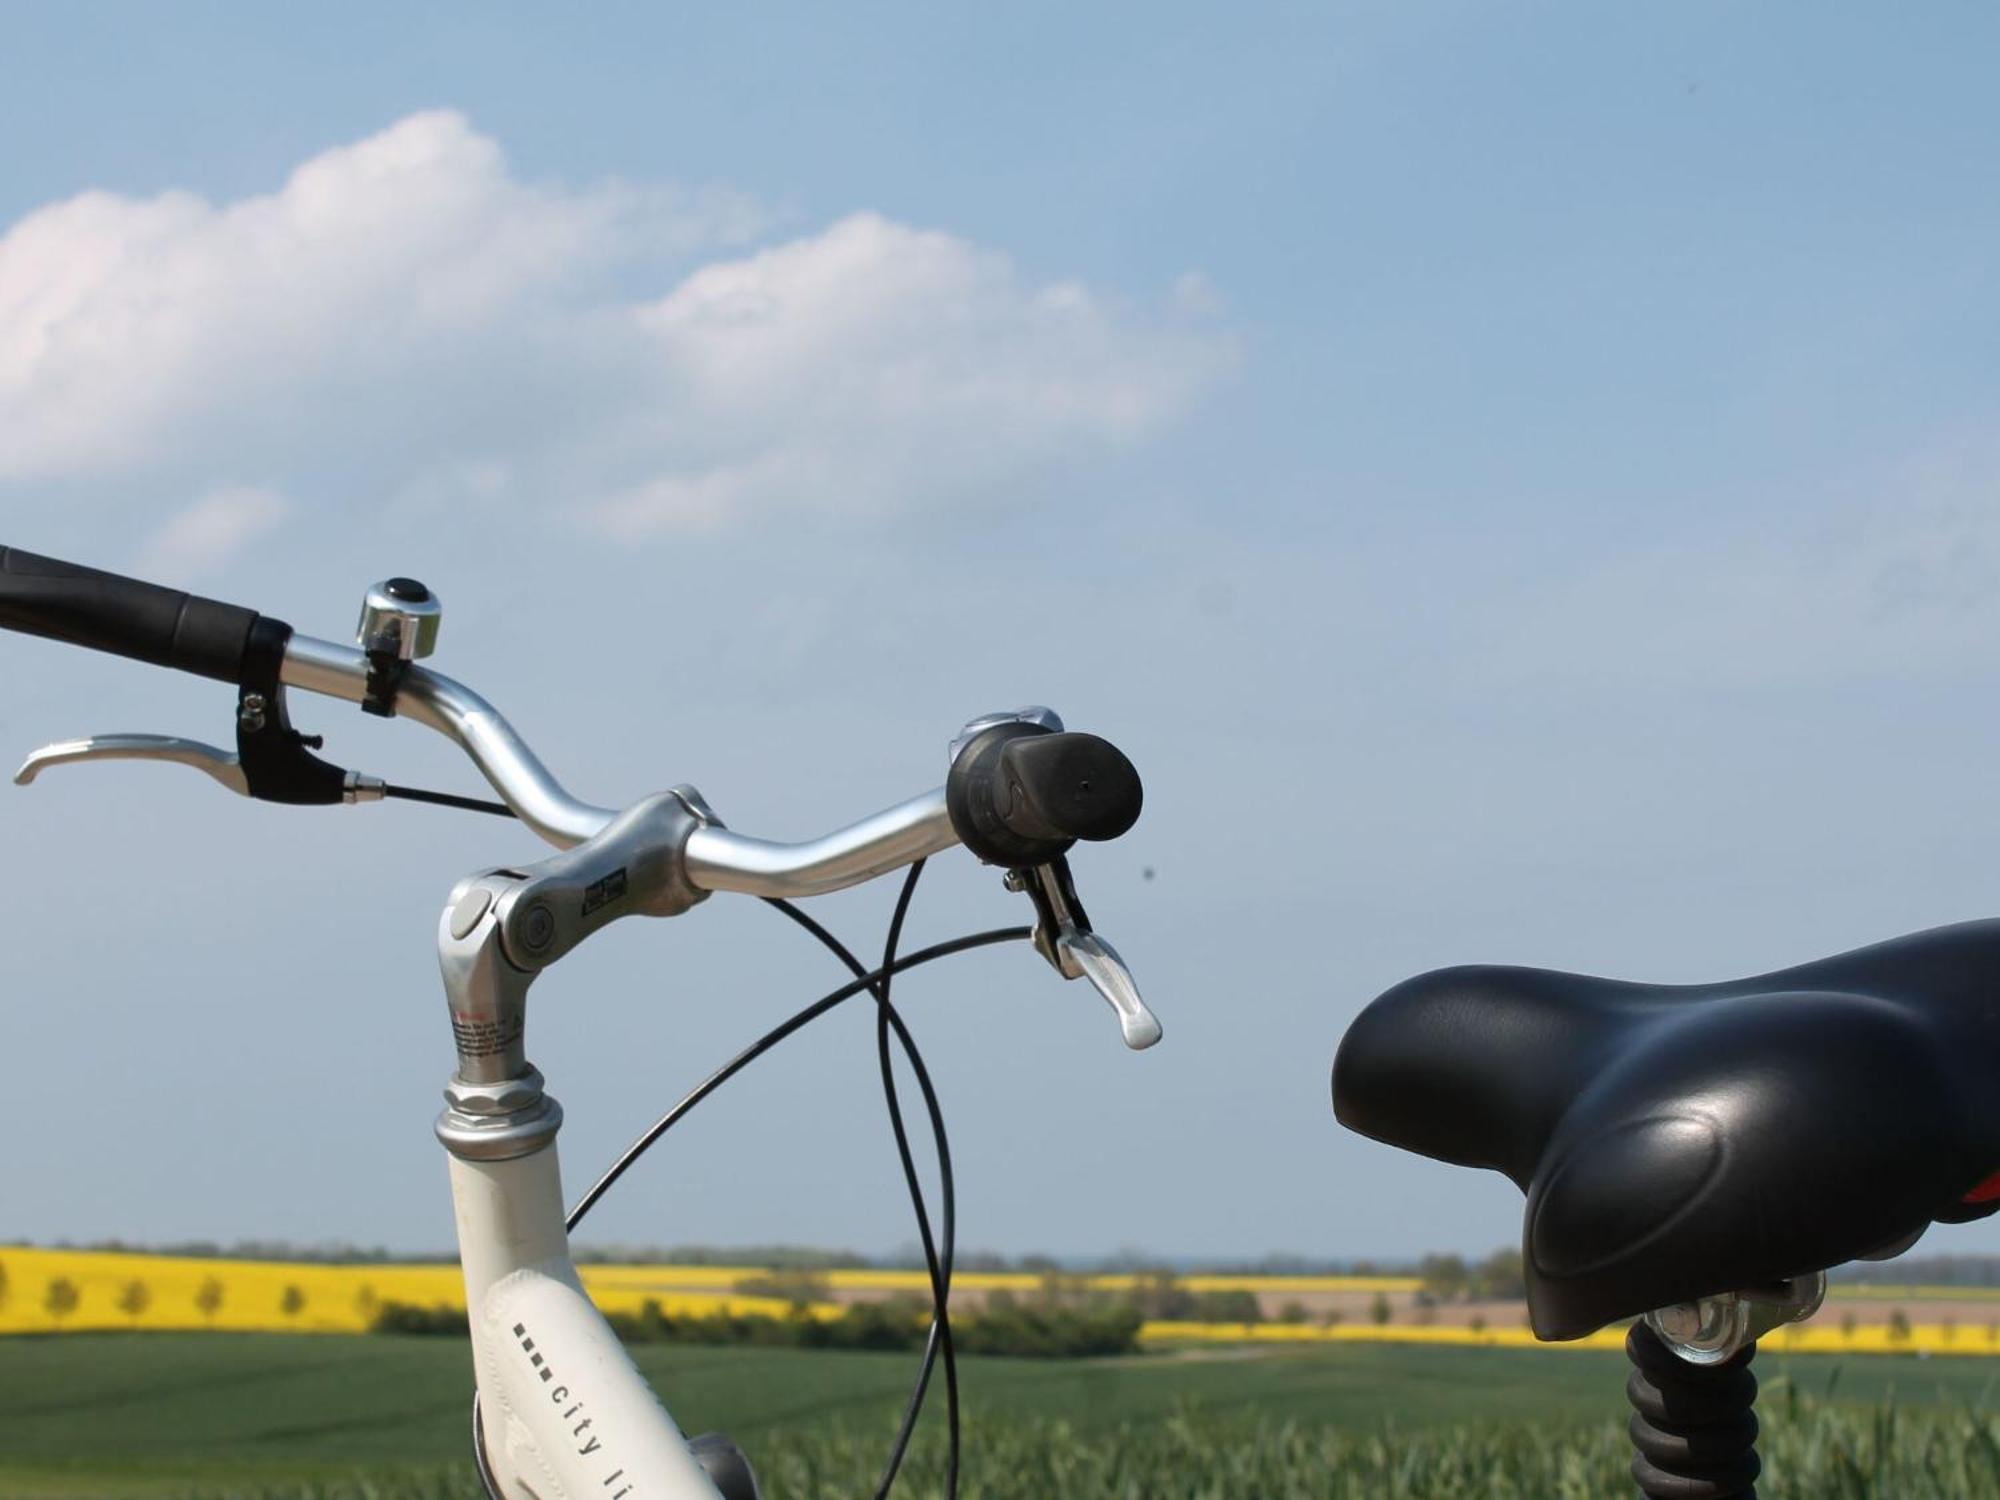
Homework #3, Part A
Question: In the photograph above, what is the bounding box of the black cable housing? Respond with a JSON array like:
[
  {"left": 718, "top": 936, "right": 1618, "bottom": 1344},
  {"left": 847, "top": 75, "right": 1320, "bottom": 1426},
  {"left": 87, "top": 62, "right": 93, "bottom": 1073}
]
[
  {"left": 870, "top": 870, "right": 961, "bottom": 1498},
  {"left": 765, "top": 875, "right": 962, "bottom": 1497},
  {"left": 382, "top": 783, "right": 515, "bottom": 816},
  {"left": 565, "top": 915, "right": 1020, "bottom": 1497},
  {"left": 564, "top": 925, "right": 1027, "bottom": 1232},
  {"left": 399, "top": 782, "right": 1002, "bottom": 1497}
]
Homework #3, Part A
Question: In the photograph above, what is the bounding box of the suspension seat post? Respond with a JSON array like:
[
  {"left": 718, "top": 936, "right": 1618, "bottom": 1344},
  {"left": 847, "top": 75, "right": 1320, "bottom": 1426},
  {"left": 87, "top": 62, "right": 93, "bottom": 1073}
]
[{"left": 1625, "top": 1322, "right": 1760, "bottom": 1500}]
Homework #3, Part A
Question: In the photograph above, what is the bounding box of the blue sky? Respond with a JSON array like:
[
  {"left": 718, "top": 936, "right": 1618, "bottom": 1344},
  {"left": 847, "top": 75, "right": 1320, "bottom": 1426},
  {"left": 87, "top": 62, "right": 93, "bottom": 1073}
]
[{"left": 4, "top": 4, "right": 2000, "bottom": 1267}]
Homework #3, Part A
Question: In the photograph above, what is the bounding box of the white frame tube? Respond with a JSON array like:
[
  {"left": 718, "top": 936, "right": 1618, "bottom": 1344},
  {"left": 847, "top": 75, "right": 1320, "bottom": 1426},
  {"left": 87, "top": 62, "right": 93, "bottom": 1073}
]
[{"left": 449, "top": 1143, "right": 724, "bottom": 1499}]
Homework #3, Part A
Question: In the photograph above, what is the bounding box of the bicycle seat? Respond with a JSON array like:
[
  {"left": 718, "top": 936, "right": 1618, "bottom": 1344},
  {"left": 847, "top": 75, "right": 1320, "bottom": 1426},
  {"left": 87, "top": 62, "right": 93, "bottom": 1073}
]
[{"left": 1333, "top": 920, "right": 2000, "bottom": 1339}]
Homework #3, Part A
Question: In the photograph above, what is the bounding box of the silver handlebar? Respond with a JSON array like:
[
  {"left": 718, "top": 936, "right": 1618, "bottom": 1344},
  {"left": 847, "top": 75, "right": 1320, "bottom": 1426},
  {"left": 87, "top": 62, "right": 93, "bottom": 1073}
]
[{"left": 281, "top": 632, "right": 959, "bottom": 898}]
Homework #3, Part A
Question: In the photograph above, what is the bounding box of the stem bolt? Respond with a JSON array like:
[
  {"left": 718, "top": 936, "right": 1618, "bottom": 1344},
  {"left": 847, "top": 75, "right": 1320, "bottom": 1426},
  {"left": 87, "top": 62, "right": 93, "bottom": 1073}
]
[{"left": 519, "top": 903, "right": 557, "bottom": 954}]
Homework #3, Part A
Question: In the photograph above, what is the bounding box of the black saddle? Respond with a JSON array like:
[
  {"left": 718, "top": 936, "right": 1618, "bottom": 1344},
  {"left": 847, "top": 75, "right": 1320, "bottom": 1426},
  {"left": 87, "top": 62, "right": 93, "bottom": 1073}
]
[{"left": 1333, "top": 920, "right": 2000, "bottom": 1339}]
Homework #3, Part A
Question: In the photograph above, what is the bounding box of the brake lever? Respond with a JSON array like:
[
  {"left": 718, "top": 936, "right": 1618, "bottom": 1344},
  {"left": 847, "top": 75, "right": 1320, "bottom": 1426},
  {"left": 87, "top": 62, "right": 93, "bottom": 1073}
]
[
  {"left": 15, "top": 727, "right": 387, "bottom": 804},
  {"left": 16, "top": 734, "right": 251, "bottom": 795},
  {"left": 1006, "top": 855, "right": 1162, "bottom": 1050}
]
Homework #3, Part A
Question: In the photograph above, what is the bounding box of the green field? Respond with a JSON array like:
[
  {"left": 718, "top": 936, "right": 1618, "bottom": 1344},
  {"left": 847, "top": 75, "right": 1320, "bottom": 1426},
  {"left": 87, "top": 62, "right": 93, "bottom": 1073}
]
[{"left": 5, "top": 1334, "right": 2000, "bottom": 1498}]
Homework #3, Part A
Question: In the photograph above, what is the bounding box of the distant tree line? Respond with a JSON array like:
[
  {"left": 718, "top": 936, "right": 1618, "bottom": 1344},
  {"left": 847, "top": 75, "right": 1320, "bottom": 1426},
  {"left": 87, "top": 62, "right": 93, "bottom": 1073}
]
[
  {"left": 375, "top": 1264, "right": 1272, "bottom": 1354},
  {"left": 1109, "top": 1272, "right": 1262, "bottom": 1324},
  {"left": 731, "top": 1267, "right": 1267, "bottom": 1328},
  {"left": 1416, "top": 1249, "right": 1527, "bottom": 1303},
  {"left": 1834, "top": 1255, "right": 2000, "bottom": 1288},
  {"left": 576, "top": 1243, "right": 878, "bottom": 1269},
  {"left": 373, "top": 1295, "right": 1143, "bottom": 1358}
]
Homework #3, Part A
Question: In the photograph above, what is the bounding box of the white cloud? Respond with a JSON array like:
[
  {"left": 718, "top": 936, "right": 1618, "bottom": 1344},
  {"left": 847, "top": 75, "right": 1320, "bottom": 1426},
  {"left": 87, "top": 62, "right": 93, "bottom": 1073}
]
[
  {"left": 0, "top": 112, "right": 1232, "bottom": 534},
  {"left": 592, "top": 212, "right": 1230, "bottom": 533},
  {"left": 136, "top": 486, "right": 291, "bottom": 580}
]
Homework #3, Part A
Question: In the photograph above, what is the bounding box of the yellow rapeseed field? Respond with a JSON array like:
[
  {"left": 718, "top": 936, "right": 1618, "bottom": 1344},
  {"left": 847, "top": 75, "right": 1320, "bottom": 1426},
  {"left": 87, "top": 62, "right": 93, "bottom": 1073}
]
[
  {"left": 3, "top": 1246, "right": 1990, "bottom": 1357},
  {"left": 0, "top": 1246, "right": 808, "bottom": 1334}
]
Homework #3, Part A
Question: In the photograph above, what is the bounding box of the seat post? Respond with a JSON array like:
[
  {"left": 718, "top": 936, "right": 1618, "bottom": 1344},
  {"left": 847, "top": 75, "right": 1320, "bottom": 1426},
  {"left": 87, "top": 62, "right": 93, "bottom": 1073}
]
[{"left": 1624, "top": 1322, "right": 1761, "bottom": 1499}]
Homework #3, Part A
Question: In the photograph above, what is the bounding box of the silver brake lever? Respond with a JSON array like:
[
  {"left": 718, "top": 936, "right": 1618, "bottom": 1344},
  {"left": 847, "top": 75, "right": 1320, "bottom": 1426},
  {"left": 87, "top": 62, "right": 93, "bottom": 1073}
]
[
  {"left": 16, "top": 735, "right": 251, "bottom": 796},
  {"left": 1061, "top": 929, "right": 1162, "bottom": 1050},
  {"left": 14, "top": 733, "right": 389, "bottom": 804},
  {"left": 1007, "top": 859, "right": 1163, "bottom": 1050}
]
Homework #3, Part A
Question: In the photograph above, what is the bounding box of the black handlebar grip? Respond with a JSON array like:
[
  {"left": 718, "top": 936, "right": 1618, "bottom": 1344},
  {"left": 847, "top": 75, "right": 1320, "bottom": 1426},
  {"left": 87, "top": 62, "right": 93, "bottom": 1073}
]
[
  {"left": 946, "top": 722, "right": 1143, "bottom": 866},
  {"left": 0, "top": 546, "right": 268, "bottom": 684}
]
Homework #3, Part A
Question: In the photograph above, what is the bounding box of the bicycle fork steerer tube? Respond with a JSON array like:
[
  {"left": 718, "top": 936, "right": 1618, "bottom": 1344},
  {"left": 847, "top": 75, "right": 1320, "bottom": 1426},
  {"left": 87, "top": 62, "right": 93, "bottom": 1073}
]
[{"left": 435, "top": 789, "right": 730, "bottom": 1500}]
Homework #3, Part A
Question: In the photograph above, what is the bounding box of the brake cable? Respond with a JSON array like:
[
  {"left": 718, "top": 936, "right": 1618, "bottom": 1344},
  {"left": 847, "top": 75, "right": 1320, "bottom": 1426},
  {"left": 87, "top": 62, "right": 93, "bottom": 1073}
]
[
  {"left": 380, "top": 783, "right": 514, "bottom": 816},
  {"left": 763, "top": 868, "right": 961, "bottom": 1499},
  {"left": 407, "top": 789, "right": 1003, "bottom": 1499},
  {"left": 567, "top": 907, "right": 1022, "bottom": 1500}
]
